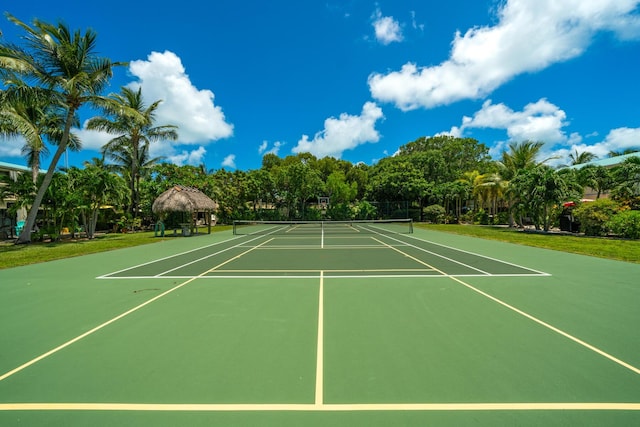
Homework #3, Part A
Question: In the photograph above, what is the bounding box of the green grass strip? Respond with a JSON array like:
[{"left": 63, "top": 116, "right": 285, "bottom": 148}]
[{"left": 0, "top": 227, "right": 232, "bottom": 270}]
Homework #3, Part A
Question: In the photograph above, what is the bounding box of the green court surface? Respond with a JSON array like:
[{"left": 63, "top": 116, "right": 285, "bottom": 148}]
[{"left": 1, "top": 224, "right": 639, "bottom": 426}]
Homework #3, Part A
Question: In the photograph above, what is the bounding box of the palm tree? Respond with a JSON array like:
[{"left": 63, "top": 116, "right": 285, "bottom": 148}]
[
  {"left": 499, "top": 140, "right": 552, "bottom": 179},
  {"left": 70, "top": 157, "right": 127, "bottom": 238},
  {"left": 478, "top": 173, "right": 506, "bottom": 219},
  {"left": 499, "top": 141, "right": 554, "bottom": 227},
  {"left": 510, "top": 166, "right": 574, "bottom": 231},
  {"left": 608, "top": 149, "right": 639, "bottom": 157},
  {"left": 459, "top": 170, "right": 482, "bottom": 213},
  {"left": 0, "top": 91, "right": 81, "bottom": 183},
  {"left": 0, "top": 94, "right": 48, "bottom": 183},
  {"left": 87, "top": 87, "right": 177, "bottom": 217},
  {"left": 0, "top": 13, "right": 126, "bottom": 243},
  {"left": 568, "top": 149, "right": 597, "bottom": 166}
]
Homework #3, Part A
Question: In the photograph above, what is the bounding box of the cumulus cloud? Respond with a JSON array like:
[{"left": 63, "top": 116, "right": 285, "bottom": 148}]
[
  {"left": 578, "top": 127, "right": 640, "bottom": 157},
  {"left": 258, "top": 140, "right": 284, "bottom": 156},
  {"left": 73, "top": 50, "right": 233, "bottom": 165},
  {"left": 292, "top": 102, "right": 384, "bottom": 158},
  {"left": 372, "top": 8, "right": 404, "bottom": 45},
  {"left": 221, "top": 154, "right": 236, "bottom": 169},
  {"left": 128, "top": 51, "right": 233, "bottom": 143},
  {"left": 166, "top": 146, "right": 207, "bottom": 166},
  {"left": 0, "top": 136, "right": 25, "bottom": 159},
  {"left": 457, "top": 99, "right": 570, "bottom": 144},
  {"left": 369, "top": 0, "right": 640, "bottom": 110},
  {"left": 542, "top": 128, "right": 640, "bottom": 166},
  {"left": 443, "top": 97, "right": 640, "bottom": 164},
  {"left": 73, "top": 126, "right": 115, "bottom": 151}
]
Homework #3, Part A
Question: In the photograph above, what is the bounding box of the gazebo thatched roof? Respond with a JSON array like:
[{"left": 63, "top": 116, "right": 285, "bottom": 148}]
[{"left": 152, "top": 185, "right": 218, "bottom": 214}]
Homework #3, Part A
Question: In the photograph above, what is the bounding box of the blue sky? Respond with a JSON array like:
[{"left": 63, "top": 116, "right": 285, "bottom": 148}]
[{"left": 1, "top": 0, "right": 640, "bottom": 171}]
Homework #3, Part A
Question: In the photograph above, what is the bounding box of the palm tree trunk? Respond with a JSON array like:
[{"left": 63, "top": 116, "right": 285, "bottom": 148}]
[{"left": 16, "top": 110, "right": 75, "bottom": 244}]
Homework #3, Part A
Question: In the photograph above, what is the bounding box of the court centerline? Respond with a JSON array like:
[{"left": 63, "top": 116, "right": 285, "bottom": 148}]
[{"left": 315, "top": 271, "right": 324, "bottom": 405}]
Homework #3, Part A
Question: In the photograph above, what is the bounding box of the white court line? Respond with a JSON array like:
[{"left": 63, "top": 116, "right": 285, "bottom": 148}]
[
  {"left": 368, "top": 226, "right": 549, "bottom": 276},
  {"left": 371, "top": 231, "right": 493, "bottom": 275},
  {"left": 447, "top": 274, "right": 640, "bottom": 376},
  {"left": 1, "top": 402, "right": 639, "bottom": 412},
  {"left": 0, "top": 238, "right": 276, "bottom": 384},
  {"left": 400, "top": 228, "right": 550, "bottom": 276},
  {"left": 315, "top": 271, "right": 324, "bottom": 405},
  {"left": 156, "top": 233, "right": 278, "bottom": 277},
  {"left": 0, "top": 277, "right": 201, "bottom": 383},
  {"left": 371, "top": 236, "right": 640, "bottom": 377},
  {"left": 96, "top": 235, "right": 242, "bottom": 278},
  {"left": 98, "top": 230, "right": 280, "bottom": 279},
  {"left": 101, "top": 273, "right": 545, "bottom": 280}
]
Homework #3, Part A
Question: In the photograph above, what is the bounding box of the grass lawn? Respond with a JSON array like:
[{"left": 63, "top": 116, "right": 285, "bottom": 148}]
[
  {"left": 0, "top": 226, "right": 232, "bottom": 270},
  {"left": 0, "top": 223, "right": 637, "bottom": 270}
]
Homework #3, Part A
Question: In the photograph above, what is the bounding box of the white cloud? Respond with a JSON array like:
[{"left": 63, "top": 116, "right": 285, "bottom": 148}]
[
  {"left": 128, "top": 51, "right": 234, "bottom": 144},
  {"left": 73, "top": 51, "right": 233, "bottom": 165},
  {"left": 221, "top": 154, "right": 236, "bottom": 169},
  {"left": 73, "top": 126, "right": 115, "bottom": 151},
  {"left": 0, "top": 136, "right": 25, "bottom": 159},
  {"left": 372, "top": 8, "right": 404, "bottom": 45},
  {"left": 586, "top": 127, "right": 640, "bottom": 157},
  {"left": 258, "top": 140, "right": 284, "bottom": 156},
  {"left": 258, "top": 141, "right": 268, "bottom": 154},
  {"left": 369, "top": 0, "right": 640, "bottom": 110},
  {"left": 411, "top": 11, "right": 424, "bottom": 32},
  {"left": 292, "top": 102, "right": 384, "bottom": 158},
  {"left": 542, "top": 128, "right": 640, "bottom": 166},
  {"left": 166, "top": 146, "right": 207, "bottom": 166},
  {"left": 458, "top": 99, "right": 570, "bottom": 144}
]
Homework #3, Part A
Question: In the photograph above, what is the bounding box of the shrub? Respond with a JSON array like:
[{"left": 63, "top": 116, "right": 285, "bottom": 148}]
[
  {"left": 607, "top": 210, "right": 640, "bottom": 239},
  {"left": 474, "top": 209, "right": 489, "bottom": 225},
  {"left": 354, "top": 201, "right": 377, "bottom": 220},
  {"left": 494, "top": 211, "right": 509, "bottom": 225},
  {"left": 572, "top": 199, "right": 620, "bottom": 236},
  {"left": 326, "top": 203, "right": 351, "bottom": 220},
  {"left": 423, "top": 204, "right": 446, "bottom": 224}
]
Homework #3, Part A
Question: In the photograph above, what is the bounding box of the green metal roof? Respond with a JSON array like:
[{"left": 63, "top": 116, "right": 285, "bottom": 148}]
[{"left": 566, "top": 152, "right": 640, "bottom": 170}]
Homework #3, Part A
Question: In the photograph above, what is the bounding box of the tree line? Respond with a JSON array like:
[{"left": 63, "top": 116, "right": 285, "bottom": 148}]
[{"left": 1, "top": 14, "right": 639, "bottom": 242}]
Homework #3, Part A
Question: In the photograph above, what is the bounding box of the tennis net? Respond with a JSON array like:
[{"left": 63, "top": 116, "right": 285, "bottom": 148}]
[{"left": 232, "top": 219, "right": 413, "bottom": 235}]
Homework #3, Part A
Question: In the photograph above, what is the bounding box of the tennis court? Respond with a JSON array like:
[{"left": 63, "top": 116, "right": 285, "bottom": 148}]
[{"left": 1, "top": 221, "right": 639, "bottom": 426}]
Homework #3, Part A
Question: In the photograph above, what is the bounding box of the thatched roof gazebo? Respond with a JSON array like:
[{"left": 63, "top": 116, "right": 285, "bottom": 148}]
[{"left": 152, "top": 185, "right": 218, "bottom": 236}]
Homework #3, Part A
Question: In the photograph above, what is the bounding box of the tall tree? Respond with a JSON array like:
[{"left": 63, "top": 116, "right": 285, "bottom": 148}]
[
  {"left": 0, "top": 90, "right": 58, "bottom": 182},
  {"left": 87, "top": 86, "right": 177, "bottom": 217},
  {"left": 0, "top": 13, "right": 126, "bottom": 243},
  {"left": 509, "top": 166, "right": 576, "bottom": 231},
  {"left": 568, "top": 149, "right": 597, "bottom": 166},
  {"left": 611, "top": 157, "right": 640, "bottom": 208},
  {"left": 69, "top": 158, "right": 127, "bottom": 238},
  {"left": 608, "top": 149, "right": 639, "bottom": 157},
  {"left": 578, "top": 165, "right": 614, "bottom": 199},
  {"left": 499, "top": 140, "right": 554, "bottom": 226}
]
